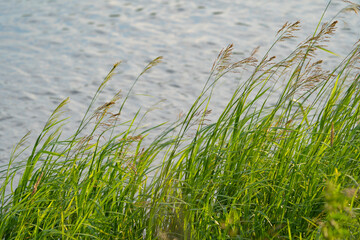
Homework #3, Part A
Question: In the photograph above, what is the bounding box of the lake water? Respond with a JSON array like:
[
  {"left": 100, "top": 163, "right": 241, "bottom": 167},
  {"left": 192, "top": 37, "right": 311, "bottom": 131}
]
[{"left": 0, "top": 0, "right": 359, "bottom": 164}]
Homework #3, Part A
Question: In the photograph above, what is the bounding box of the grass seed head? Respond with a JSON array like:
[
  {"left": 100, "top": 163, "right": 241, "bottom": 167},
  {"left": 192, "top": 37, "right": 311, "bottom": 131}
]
[
  {"left": 141, "top": 56, "right": 163, "bottom": 75},
  {"left": 277, "top": 20, "right": 301, "bottom": 41},
  {"left": 341, "top": 0, "right": 360, "bottom": 14}
]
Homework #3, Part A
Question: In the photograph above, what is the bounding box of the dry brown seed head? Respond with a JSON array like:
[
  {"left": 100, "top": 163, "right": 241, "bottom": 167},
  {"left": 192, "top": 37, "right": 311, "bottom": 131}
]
[
  {"left": 97, "top": 101, "right": 115, "bottom": 111},
  {"left": 32, "top": 172, "right": 44, "bottom": 196},
  {"left": 110, "top": 112, "right": 121, "bottom": 118},
  {"left": 216, "top": 44, "right": 234, "bottom": 73},
  {"left": 269, "top": 56, "right": 276, "bottom": 62},
  {"left": 341, "top": 0, "right": 360, "bottom": 14},
  {"left": 277, "top": 21, "right": 301, "bottom": 41},
  {"left": 325, "top": 21, "right": 338, "bottom": 35},
  {"left": 250, "top": 46, "right": 260, "bottom": 57},
  {"left": 128, "top": 135, "right": 144, "bottom": 141},
  {"left": 277, "top": 21, "right": 289, "bottom": 35}
]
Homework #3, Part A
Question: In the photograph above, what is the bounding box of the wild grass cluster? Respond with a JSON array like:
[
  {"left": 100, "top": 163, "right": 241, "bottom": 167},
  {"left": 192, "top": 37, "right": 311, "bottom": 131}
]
[{"left": 1, "top": 2, "right": 360, "bottom": 239}]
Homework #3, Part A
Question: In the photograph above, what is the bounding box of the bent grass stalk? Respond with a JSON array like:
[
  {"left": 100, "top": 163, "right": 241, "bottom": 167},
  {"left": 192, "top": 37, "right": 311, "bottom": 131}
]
[{"left": 1, "top": 2, "right": 360, "bottom": 239}]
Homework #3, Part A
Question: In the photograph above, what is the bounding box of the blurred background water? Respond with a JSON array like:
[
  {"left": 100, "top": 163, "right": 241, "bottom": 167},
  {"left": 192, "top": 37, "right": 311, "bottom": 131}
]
[{"left": 0, "top": 0, "right": 359, "bottom": 164}]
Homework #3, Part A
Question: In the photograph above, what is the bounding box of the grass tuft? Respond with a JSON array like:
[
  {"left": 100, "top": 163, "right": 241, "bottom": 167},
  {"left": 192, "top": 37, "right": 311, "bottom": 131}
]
[{"left": 1, "top": 2, "right": 360, "bottom": 239}]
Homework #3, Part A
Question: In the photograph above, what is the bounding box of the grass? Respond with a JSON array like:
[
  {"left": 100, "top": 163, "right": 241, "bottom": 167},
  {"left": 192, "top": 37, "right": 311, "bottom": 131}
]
[{"left": 1, "top": 2, "right": 360, "bottom": 239}]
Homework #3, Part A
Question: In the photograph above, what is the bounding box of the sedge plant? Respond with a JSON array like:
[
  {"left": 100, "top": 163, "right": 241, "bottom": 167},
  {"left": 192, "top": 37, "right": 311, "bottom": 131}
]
[{"left": 1, "top": 1, "right": 360, "bottom": 239}]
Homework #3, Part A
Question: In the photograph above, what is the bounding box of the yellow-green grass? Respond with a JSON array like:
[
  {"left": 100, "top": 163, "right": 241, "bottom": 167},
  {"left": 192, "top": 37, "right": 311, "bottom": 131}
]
[{"left": 1, "top": 2, "right": 360, "bottom": 239}]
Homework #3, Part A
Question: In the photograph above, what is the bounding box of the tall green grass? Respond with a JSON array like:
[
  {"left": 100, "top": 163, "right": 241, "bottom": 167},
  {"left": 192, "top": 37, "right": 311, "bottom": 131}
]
[{"left": 1, "top": 3, "right": 360, "bottom": 239}]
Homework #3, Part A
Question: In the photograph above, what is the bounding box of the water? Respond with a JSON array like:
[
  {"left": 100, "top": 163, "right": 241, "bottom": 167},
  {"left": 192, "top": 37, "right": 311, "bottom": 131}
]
[{"left": 0, "top": 0, "right": 359, "bottom": 164}]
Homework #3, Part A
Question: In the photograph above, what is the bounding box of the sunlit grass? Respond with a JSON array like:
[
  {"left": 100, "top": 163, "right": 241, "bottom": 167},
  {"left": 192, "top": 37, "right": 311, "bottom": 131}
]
[{"left": 1, "top": 2, "right": 360, "bottom": 239}]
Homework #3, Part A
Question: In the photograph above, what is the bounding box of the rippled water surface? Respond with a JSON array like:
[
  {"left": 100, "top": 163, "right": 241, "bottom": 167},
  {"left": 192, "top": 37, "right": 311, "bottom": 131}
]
[{"left": 0, "top": 0, "right": 359, "bottom": 163}]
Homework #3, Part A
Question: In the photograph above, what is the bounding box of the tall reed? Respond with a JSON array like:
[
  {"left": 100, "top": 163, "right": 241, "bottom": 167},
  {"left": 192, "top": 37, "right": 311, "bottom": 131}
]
[{"left": 1, "top": 1, "right": 360, "bottom": 239}]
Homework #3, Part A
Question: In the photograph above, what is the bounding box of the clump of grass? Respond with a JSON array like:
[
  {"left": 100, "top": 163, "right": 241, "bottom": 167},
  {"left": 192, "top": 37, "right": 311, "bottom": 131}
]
[{"left": 1, "top": 1, "right": 360, "bottom": 239}]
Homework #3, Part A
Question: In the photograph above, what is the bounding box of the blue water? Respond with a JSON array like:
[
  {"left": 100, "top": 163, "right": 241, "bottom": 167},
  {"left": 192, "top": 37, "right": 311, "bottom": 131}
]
[{"left": 0, "top": 0, "right": 359, "bottom": 164}]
